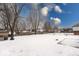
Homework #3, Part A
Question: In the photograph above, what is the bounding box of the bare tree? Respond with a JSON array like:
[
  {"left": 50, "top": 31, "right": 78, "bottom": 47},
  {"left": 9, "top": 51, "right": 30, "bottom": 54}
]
[
  {"left": 43, "top": 21, "right": 52, "bottom": 32},
  {"left": 27, "top": 4, "right": 45, "bottom": 34},
  {"left": 15, "top": 17, "right": 26, "bottom": 34},
  {"left": 31, "top": 4, "right": 40, "bottom": 34},
  {"left": 0, "top": 3, "right": 24, "bottom": 40},
  {"left": 0, "top": 11, "right": 8, "bottom": 30}
]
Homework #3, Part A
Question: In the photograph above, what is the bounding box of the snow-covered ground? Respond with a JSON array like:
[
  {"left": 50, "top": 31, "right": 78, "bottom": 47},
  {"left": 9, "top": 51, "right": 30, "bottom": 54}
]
[{"left": 0, "top": 33, "right": 79, "bottom": 56}]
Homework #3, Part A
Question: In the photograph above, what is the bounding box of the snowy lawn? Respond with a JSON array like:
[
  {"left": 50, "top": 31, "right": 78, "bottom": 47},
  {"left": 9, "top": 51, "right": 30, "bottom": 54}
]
[{"left": 0, "top": 33, "right": 79, "bottom": 56}]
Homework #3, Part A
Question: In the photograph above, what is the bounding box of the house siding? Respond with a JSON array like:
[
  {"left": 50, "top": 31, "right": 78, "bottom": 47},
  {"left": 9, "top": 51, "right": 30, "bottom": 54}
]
[{"left": 73, "top": 27, "right": 79, "bottom": 31}]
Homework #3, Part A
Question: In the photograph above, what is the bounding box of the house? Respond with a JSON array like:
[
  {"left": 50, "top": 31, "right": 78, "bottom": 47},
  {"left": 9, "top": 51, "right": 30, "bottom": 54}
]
[
  {"left": 0, "top": 29, "right": 8, "bottom": 40},
  {"left": 61, "top": 28, "right": 73, "bottom": 33},
  {"left": 72, "top": 23, "right": 79, "bottom": 35}
]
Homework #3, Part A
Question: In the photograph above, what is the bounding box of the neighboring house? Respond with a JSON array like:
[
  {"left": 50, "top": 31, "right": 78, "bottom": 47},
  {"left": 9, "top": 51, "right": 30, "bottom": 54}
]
[
  {"left": 0, "top": 29, "right": 8, "bottom": 40},
  {"left": 61, "top": 28, "right": 73, "bottom": 33},
  {"left": 72, "top": 23, "right": 79, "bottom": 35}
]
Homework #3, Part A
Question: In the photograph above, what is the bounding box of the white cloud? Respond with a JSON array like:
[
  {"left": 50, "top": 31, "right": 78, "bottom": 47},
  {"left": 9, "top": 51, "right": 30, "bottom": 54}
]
[
  {"left": 54, "top": 5, "right": 62, "bottom": 13},
  {"left": 41, "top": 4, "right": 63, "bottom": 16},
  {"left": 50, "top": 17, "right": 54, "bottom": 20},
  {"left": 52, "top": 17, "right": 61, "bottom": 25},
  {"left": 41, "top": 7, "right": 48, "bottom": 16}
]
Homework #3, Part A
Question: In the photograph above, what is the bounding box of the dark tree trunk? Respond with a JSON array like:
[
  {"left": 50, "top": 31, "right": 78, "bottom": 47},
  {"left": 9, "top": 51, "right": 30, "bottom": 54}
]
[
  {"left": 34, "top": 29, "right": 37, "bottom": 34},
  {"left": 10, "top": 30, "right": 14, "bottom": 40},
  {"left": 10, "top": 34, "right": 14, "bottom": 40}
]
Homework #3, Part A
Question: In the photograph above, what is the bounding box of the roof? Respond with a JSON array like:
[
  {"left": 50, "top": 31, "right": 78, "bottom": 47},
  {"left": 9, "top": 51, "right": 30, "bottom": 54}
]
[{"left": 72, "top": 23, "right": 79, "bottom": 27}]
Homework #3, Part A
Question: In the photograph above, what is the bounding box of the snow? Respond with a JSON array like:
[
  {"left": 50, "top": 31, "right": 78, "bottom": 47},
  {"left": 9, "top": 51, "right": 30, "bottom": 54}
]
[{"left": 0, "top": 33, "right": 79, "bottom": 56}]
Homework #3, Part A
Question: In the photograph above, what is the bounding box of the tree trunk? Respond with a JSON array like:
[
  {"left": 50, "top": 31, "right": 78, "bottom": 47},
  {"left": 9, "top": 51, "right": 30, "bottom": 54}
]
[
  {"left": 34, "top": 29, "right": 37, "bottom": 34},
  {"left": 10, "top": 30, "right": 14, "bottom": 40}
]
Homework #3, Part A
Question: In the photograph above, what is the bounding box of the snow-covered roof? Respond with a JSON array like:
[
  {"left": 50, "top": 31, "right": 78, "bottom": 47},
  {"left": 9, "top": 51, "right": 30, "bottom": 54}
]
[{"left": 73, "top": 23, "right": 79, "bottom": 27}]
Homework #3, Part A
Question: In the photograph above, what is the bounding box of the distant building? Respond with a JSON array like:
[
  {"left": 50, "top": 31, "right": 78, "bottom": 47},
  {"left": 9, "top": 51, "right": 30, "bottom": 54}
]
[
  {"left": 72, "top": 23, "right": 79, "bottom": 35},
  {"left": 61, "top": 28, "right": 73, "bottom": 33}
]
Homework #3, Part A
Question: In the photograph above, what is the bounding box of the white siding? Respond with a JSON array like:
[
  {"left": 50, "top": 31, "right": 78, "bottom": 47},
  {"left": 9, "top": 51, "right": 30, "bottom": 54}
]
[{"left": 73, "top": 27, "right": 79, "bottom": 31}]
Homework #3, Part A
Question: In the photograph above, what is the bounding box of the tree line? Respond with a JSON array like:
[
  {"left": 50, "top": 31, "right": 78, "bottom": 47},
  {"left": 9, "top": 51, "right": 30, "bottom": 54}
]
[{"left": 0, "top": 3, "right": 53, "bottom": 40}]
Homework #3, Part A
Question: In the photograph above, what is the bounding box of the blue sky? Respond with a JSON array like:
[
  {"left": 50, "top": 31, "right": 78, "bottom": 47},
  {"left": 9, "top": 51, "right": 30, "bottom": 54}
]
[{"left": 20, "top": 3, "right": 79, "bottom": 28}]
